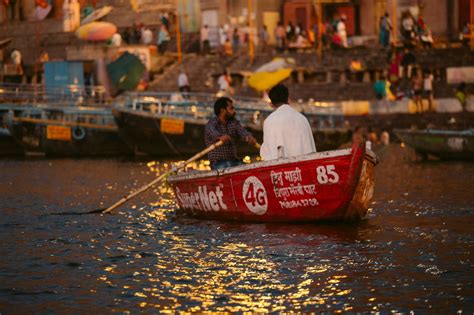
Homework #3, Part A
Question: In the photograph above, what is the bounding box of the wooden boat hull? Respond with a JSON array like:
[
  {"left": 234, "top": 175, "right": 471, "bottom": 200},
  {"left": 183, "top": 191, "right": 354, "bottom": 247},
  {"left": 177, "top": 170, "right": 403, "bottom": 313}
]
[
  {"left": 8, "top": 117, "right": 132, "bottom": 157},
  {"left": 113, "top": 107, "right": 350, "bottom": 157},
  {"left": 248, "top": 126, "right": 350, "bottom": 152},
  {"left": 395, "top": 129, "right": 474, "bottom": 160},
  {"left": 113, "top": 107, "right": 208, "bottom": 156},
  {"left": 0, "top": 127, "right": 24, "bottom": 156},
  {"left": 168, "top": 143, "right": 377, "bottom": 223}
]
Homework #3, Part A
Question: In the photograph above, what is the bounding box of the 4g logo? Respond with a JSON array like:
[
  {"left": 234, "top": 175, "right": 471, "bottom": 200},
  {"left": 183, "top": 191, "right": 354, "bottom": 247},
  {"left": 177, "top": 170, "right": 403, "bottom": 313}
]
[{"left": 242, "top": 176, "right": 268, "bottom": 215}]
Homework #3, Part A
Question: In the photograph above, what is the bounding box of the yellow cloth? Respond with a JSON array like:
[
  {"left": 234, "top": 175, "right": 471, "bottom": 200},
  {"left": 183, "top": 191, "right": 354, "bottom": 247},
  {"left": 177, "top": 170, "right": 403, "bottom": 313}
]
[
  {"left": 130, "top": 0, "right": 138, "bottom": 12},
  {"left": 248, "top": 68, "right": 292, "bottom": 92},
  {"left": 350, "top": 61, "right": 362, "bottom": 71},
  {"left": 385, "top": 80, "right": 396, "bottom": 101}
]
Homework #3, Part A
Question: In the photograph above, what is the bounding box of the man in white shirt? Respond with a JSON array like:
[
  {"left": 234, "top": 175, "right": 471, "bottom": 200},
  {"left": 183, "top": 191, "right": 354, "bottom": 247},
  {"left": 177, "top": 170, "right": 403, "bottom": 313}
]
[
  {"left": 110, "top": 33, "right": 122, "bottom": 47},
  {"left": 337, "top": 15, "right": 348, "bottom": 48},
  {"left": 217, "top": 71, "right": 232, "bottom": 95},
  {"left": 11, "top": 49, "right": 21, "bottom": 66},
  {"left": 177, "top": 69, "right": 190, "bottom": 92},
  {"left": 423, "top": 70, "right": 434, "bottom": 112},
  {"left": 11, "top": 49, "right": 22, "bottom": 74},
  {"left": 141, "top": 27, "right": 153, "bottom": 45},
  {"left": 260, "top": 84, "right": 316, "bottom": 160}
]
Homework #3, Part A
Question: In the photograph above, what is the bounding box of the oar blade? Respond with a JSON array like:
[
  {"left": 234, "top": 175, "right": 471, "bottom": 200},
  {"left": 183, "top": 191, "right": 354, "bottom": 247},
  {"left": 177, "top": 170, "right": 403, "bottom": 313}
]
[
  {"left": 59, "top": 140, "right": 227, "bottom": 216},
  {"left": 50, "top": 208, "right": 107, "bottom": 215}
]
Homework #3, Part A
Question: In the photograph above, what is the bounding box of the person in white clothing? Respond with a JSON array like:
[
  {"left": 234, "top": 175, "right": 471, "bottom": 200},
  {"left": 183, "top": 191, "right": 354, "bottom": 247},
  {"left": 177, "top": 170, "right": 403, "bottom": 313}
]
[
  {"left": 260, "top": 84, "right": 316, "bottom": 160},
  {"left": 337, "top": 15, "right": 348, "bottom": 48},
  {"left": 10, "top": 49, "right": 23, "bottom": 74},
  {"left": 11, "top": 49, "right": 21, "bottom": 65},
  {"left": 217, "top": 71, "right": 233, "bottom": 95},
  {"left": 177, "top": 69, "right": 190, "bottom": 92},
  {"left": 110, "top": 33, "right": 122, "bottom": 47},
  {"left": 423, "top": 70, "right": 434, "bottom": 112},
  {"left": 141, "top": 27, "right": 153, "bottom": 45}
]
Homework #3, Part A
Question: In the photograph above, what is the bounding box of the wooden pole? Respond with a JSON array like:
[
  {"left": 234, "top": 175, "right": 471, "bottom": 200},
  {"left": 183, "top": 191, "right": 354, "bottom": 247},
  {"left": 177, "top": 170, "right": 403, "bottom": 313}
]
[
  {"left": 101, "top": 140, "right": 225, "bottom": 214},
  {"left": 248, "top": 0, "right": 254, "bottom": 64},
  {"left": 392, "top": 0, "right": 397, "bottom": 47},
  {"left": 176, "top": 0, "right": 182, "bottom": 64},
  {"left": 317, "top": 0, "right": 322, "bottom": 59},
  {"left": 471, "top": 0, "right": 474, "bottom": 51}
]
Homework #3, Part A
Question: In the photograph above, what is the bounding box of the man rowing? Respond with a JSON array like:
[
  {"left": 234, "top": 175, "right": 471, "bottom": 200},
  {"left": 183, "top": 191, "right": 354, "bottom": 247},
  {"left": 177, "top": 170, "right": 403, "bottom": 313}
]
[{"left": 205, "top": 97, "right": 257, "bottom": 169}]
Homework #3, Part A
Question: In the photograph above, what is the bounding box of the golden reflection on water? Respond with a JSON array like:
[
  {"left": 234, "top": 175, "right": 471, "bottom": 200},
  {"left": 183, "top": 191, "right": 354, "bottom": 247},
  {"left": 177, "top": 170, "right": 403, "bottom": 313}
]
[
  {"left": 91, "top": 160, "right": 366, "bottom": 311},
  {"left": 96, "top": 224, "right": 366, "bottom": 312},
  {"left": 1, "top": 146, "right": 471, "bottom": 313}
]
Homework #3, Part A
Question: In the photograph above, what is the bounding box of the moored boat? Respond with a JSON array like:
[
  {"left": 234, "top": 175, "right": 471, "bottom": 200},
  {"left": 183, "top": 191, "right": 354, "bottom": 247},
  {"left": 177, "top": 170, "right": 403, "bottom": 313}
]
[
  {"left": 395, "top": 128, "right": 474, "bottom": 160},
  {"left": 112, "top": 96, "right": 211, "bottom": 156},
  {"left": 167, "top": 143, "right": 377, "bottom": 222},
  {"left": 6, "top": 105, "right": 132, "bottom": 157},
  {"left": 113, "top": 92, "right": 350, "bottom": 156},
  {"left": 0, "top": 126, "right": 24, "bottom": 156}
]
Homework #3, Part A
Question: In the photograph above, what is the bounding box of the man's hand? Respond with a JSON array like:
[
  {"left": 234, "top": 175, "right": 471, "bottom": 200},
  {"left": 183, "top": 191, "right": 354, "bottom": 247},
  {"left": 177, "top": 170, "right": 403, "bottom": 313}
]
[
  {"left": 245, "top": 135, "right": 257, "bottom": 145},
  {"left": 219, "top": 135, "right": 232, "bottom": 143}
]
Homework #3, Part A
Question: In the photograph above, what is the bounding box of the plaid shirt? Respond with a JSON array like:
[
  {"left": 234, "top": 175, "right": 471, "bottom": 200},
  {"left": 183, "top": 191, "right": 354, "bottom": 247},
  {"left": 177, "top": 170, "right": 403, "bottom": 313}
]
[{"left": 205, "top": 117, "right": 251, "bottom": 163}]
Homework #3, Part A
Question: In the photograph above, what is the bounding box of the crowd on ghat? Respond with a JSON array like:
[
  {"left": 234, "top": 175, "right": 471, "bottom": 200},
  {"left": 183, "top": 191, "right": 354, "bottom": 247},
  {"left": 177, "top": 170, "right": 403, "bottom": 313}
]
[
  {"left": 90, "top": 7, "right": 472, "bottom": 113},
  {"left": 371, "top": 47, "right": 437, "bottom": 113},
  {"left": 4, "top": 5, "right": 471, "bottom": 110},
  {"left": 71, "top": 5, "right": 471, "bottom": 62}
]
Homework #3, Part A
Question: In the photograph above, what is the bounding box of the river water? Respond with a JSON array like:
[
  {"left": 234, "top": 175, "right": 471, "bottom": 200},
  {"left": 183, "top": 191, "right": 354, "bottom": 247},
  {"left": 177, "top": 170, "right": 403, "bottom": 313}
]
[{"left": 0, "top": 145, "right": 473, "bottom": 313}]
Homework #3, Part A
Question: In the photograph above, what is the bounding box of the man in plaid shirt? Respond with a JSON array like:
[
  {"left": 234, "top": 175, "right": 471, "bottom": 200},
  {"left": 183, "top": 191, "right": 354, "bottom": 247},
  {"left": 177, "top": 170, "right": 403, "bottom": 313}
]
[{"left": 205, "top": 97, "right": 257, "bottom": 169}]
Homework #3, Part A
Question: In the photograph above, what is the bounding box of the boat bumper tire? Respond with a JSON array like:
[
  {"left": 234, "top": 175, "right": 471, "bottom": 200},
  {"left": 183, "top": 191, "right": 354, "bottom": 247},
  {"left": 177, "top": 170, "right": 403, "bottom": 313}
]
[{"left": 72, "top": 126, "right": 86, "bottom": 140}]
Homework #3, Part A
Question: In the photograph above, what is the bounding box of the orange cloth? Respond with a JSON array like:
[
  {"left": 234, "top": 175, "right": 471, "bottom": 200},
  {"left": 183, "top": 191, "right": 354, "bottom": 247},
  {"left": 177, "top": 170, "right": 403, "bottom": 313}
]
[{"left": 224, "top": 41, "right": 232, "bottom": 56}]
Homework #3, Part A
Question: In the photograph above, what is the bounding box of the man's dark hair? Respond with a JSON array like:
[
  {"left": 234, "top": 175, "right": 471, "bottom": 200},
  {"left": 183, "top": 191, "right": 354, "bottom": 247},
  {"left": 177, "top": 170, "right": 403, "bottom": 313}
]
[
  {"left": 214, "top": 97, "right": 232, "bottom": 116},
  {"left": 268, "top": 84, "right": 289, "bottom": 106}
]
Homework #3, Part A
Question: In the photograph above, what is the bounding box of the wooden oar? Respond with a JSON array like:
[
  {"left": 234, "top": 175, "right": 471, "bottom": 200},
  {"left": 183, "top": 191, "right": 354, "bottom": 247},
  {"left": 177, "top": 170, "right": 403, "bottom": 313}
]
[
  {"left": 80, "top": 140, "right": 260, "bottom": 215},
  {"left": 98, "top": 140, "right": 225, "bottom": 214}
]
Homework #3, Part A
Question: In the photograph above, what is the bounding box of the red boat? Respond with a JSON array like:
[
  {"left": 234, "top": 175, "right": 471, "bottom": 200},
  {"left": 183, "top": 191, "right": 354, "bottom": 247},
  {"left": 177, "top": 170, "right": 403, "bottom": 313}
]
[{"left": 167, "top": 143, "right": 377, "bottom": 222}]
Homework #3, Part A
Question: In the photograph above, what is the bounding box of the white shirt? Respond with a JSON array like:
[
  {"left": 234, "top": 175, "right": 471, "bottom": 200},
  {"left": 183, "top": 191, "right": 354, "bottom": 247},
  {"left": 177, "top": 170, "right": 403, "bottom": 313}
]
[
  {"left": 217, "top": 75, "right": 229, "bottom": 91},
  {"left": 423, "top": 74, "right": 433, "bottom": 91},
  {"left": 260, "top": 104, "right": 316, "bottom": 160},
  {"left": 111, "top": 33, "right": 122, "bottom": 47},
  {"left": 177, "top": 73, "right": 189, "bottom": 87},
  {"left": 201, "top": 27, "right": 209, "bottom": 41},
  {"left": 218, "top": 27, "right": 226, "bottom": 45},
  {"left": 11, "top": 50, "right": 21, "bottom": 65},
  {"left": 142, "top": 29, "right": 153, "bottom": 44},
  {"left": 337, "top": 20, "right": 346, "bottom": 35}
]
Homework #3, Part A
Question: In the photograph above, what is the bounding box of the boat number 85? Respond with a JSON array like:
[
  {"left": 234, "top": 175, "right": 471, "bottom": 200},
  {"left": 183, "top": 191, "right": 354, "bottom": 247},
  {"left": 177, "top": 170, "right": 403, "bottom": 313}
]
[{"left": 316, "top": 165, "right": 339, "bottom": 184}]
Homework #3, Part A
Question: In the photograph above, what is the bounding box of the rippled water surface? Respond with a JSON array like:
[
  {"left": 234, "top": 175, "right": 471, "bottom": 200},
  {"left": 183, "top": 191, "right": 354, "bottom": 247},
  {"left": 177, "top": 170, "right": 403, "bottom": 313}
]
[{"left": 0, "top": 145, "right": 473, "bottom": 313}]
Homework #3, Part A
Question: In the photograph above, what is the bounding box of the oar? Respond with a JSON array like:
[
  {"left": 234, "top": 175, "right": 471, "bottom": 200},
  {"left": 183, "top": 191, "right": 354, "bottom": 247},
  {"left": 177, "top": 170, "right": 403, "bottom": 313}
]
[{"left": 95, "top": 140, "right": 225, "bottom": 214}]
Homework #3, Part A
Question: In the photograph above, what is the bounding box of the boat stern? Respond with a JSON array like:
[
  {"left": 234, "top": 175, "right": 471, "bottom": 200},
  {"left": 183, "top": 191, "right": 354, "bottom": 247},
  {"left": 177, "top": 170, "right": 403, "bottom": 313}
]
[{"left": 345, "top": 149, "right": 377, "bottom": 220}]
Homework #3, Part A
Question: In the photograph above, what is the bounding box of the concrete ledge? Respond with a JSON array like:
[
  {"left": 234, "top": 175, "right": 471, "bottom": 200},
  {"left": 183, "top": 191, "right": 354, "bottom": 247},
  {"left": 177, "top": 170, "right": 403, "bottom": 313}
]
[{"left": 330, "top": 97, "right": 473, "bottom": 116}]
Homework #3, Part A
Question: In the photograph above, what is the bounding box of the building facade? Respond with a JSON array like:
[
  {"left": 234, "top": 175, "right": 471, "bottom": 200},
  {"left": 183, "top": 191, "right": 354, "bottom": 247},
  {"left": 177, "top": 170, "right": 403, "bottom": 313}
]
[
  {"left": 0, "top": 0, "right": 472, "bottom": 68},
  {"left": 199, "top": 0, "right": 282, "bottom": 44},
  {"left": 282, "top": 0, "right": 471, "bottom": 40}
]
